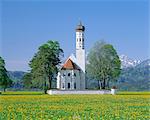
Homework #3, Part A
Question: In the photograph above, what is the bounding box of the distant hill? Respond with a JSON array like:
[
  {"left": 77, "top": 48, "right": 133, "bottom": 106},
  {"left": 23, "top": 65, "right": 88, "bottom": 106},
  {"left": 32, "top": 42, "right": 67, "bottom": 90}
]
[
  {"left": 118, "top": 59, "right": 150, "bottom": 91},
  {"left": 7, "top": 71, "right": 26, "bottom": 81},
  {"left": 7, "top": 71, "right": 26, "bottom": 89}
]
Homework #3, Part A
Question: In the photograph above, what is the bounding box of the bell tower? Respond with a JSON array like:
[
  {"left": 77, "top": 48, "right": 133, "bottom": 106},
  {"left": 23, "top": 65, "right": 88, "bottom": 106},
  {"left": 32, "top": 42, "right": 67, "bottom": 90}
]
[{"left": 75, "top": 21, "right": 85, "bottom": 72}]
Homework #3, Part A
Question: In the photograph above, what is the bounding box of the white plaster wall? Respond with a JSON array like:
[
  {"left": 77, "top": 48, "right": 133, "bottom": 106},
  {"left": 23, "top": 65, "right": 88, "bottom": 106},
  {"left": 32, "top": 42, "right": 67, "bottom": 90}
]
[
  {"left": 80, "top": 71, "right": 85, "bottom": 90},
  {"left": 47, "top": 90, "right": 111, "bottom": 95},
  {"left": 76, "top": 49, "right": 85, "bottom": 72},
  {"left": 56, "top": 72, "right": 61, "bottom": 89},
  {"left": 58, "top": 70, "right": 84, "bottom": 90}
]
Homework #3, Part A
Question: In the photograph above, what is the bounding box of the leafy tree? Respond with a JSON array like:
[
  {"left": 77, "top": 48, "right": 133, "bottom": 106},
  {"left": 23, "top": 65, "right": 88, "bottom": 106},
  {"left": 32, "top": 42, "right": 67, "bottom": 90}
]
[
  {"left": 22, "top": 72, "right": 32, "bottom": 89},
  {"left": 29, "top": 40, "right": 63, "bottom": 93},
  {"left": 86, "top": 41, "right": 121, "bottom": 89},
  {"left": 0, "top": 56, "right": 12, "bottom": 92}
]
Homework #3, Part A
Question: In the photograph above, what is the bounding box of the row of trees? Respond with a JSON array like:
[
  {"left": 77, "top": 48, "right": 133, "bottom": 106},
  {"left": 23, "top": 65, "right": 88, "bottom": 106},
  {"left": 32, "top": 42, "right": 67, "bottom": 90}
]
[{"left": 0, "top": 40, "right": 121, "bottom": 92}]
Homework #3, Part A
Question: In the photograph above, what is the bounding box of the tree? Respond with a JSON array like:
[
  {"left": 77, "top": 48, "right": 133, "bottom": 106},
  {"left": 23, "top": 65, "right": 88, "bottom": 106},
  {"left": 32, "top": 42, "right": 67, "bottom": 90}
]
[
  {"left": 86, "top": 41, "right": 121, "bottom": 89},
  {"left": 22, "top": 72, "right": 32, "bottom": 89},
  {"left": 0, "top": 56, "right": 12, "bottom": 92},
  {"left": 29, "top": 40, "right": 63, "bottom": 93}
]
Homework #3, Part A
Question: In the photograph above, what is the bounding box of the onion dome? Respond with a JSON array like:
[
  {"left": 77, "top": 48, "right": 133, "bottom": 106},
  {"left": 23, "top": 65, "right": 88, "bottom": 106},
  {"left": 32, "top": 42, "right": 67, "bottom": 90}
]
[{"left": 76, "top": 21, "right": 85, "bottom": 32}]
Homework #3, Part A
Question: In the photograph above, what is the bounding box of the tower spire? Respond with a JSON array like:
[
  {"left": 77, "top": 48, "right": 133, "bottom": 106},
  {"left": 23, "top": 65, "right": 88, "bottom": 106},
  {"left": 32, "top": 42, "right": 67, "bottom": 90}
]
[
  {"left": 75, "top": 21, "right": 85, "bottom": 72},
  {"left": 79, "top": 20, "right": 82, "bottom": 25}
]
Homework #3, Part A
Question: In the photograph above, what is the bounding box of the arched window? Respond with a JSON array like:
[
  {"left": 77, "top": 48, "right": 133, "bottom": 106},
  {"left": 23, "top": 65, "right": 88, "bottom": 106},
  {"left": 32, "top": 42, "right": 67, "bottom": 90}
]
[
  {"left": 62, "top": 83, "right": 65, "bottom": 89},
  {"left": 80, "top": 38, "right": 81, "bottom": 42},
  {"left": 68, "top": 73, "right": 70, "bottom": 76},
  {"left": 68, "top": 83, "right": 70, "bottom": 89},
  {"left": 74, "top": 83, "right": 76, "bottom": 89}
]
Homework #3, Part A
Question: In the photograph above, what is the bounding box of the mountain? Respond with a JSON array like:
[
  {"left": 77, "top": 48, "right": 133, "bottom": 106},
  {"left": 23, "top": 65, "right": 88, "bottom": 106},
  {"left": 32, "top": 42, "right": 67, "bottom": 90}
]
[
  {"left": 118, "top": 59, "right": 150, "bottom": 91},
  {"left": 119, "top": 55, "right": 141, "bottom": 68},
  {"left": 7, "top": 71, "right": 26, "bottom": 89},
  {"left": 7, "top": 71, "right": 26, "bottom": 81}
]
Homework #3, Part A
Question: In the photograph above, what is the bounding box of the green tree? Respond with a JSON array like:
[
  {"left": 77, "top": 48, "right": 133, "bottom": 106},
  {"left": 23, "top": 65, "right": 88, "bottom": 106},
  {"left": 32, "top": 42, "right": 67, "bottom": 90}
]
[
  {"left": 86, "top": 41, "right": 121, "bottom": 89},
  {"left": 22, "top": 72, "right": 32, "bottom": 89},
  {"left": 0, "top": 56, "right": 12, "bottom": 92},
  {"left": 29, "top": 40, "right": 63, "bottom": 93}
]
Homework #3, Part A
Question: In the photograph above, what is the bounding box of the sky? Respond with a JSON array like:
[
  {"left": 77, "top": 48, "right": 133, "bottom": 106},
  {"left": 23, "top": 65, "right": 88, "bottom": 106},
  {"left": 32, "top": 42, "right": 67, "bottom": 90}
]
[{"left": 0, "top": 0, "right": 149, "bottom": 72}]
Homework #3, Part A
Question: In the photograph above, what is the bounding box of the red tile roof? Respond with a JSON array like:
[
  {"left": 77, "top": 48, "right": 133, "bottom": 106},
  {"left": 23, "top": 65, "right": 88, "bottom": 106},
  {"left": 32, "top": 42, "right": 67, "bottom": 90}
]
[{"left": 61, "top": 58, "right": 80, "bottom": 70}]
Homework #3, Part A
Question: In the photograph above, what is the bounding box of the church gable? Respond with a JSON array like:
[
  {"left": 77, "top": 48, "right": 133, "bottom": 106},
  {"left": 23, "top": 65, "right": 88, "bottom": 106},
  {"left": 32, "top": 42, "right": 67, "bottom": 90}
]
[{"left": 61, "top": 58, "right": 81, "bottom": 70}]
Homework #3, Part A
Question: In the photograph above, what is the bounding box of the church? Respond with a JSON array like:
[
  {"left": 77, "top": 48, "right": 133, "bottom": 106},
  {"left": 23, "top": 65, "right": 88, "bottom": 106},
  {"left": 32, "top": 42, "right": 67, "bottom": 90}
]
[{"left": 56, "top": 22, "right": 86, "bottom": 90}]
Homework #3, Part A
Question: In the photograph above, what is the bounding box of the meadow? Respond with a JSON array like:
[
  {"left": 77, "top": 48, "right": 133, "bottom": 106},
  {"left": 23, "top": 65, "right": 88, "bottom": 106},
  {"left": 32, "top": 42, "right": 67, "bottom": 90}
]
[{"left": 0, "top": 91, "right": 150, "bottom": 120}]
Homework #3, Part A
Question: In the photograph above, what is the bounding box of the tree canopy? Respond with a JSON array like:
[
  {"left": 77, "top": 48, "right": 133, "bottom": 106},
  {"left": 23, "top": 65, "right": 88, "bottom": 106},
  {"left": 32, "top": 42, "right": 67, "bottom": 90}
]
[
  {"left": 22, "top": 72, "right": 32, "bottom": 89},
  {"left": 86, "top": 41, "right": 121, "bottom": 89},
  {"left": 0, "top": 56, "right": 12, "bottom": 91},
  {"left": 29, "top": 40, "right": 63, "bottom": 93}
]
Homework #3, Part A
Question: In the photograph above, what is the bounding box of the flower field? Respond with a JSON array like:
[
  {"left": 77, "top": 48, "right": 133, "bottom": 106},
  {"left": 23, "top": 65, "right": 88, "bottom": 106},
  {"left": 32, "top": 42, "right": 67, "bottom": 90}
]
[{"left": 0, "top": 92, "right": 150, "bottom": 120}]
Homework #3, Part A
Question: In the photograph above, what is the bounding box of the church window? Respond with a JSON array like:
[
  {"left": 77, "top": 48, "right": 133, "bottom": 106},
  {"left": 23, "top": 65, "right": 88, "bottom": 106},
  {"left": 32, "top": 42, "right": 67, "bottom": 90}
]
[
  {"left": 68, "top": 83, "right": 70, "bottom": 89},
  {"left": 62, "top": 83, "right": 65, "bottom": 88},
  {"left": 68, "top": 73, "right": 70, "bottom": 76},
  {"left": 63, "top": 73, "right": 65, "bottom": 77},
  {"left": 74, "top": 83, "right": 76, "bottom": 89}
]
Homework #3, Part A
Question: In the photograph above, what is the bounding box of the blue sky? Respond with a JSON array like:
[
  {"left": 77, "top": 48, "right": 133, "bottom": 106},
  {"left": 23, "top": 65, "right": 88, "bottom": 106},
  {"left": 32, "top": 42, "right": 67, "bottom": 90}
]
[{"left": 1, "top": 0, "right": 149, "bottom": 71}]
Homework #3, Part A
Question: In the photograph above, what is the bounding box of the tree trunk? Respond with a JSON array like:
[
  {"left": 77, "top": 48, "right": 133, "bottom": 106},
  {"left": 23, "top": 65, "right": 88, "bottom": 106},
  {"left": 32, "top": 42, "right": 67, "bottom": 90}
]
[
  {"left": 98, "top": 80, "right": 101, "bottom": 89},
  {"left": 107, "top": 80, "right": 109, "bottom": 89},
  {"left": 101, "top": 82, "right": 103, "bottom": 89},
  {"left": 44, "top": 80, "right": 47, "bottom": 94},
  {"left": 102, "top": 79, "right": 106, "bottom": 89},
  {"left": 48, "top": 75, "right": 52, "bottom": 89},
  {"left": 4, "top": 87, "right": 6, "bottom": 92},
  {"left": 103, "top": 78, "right": 106, "bottom": 89}
]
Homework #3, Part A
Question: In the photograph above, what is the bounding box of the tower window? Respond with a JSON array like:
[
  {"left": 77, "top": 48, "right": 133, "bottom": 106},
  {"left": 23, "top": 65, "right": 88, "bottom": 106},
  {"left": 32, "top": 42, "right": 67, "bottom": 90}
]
[
  {"left": 80, "top": 38, "right": 81, "bottom": 42},
  {"left": 74, "top": 73, "right": 76, "bottom": 77}
]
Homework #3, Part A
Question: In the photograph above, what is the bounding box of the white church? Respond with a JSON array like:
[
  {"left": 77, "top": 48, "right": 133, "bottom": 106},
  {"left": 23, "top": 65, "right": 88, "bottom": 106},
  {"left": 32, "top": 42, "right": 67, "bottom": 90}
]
[
  {"left": 48, "top": 22, "right": 114, "bottom": 94},
  {"left": 56, "top": 22, "right": 86, "bottom": 90}
]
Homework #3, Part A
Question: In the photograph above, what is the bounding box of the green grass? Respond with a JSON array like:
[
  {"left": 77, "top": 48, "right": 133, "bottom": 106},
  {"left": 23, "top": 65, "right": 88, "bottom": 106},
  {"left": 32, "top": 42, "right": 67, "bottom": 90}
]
[
  {"left": 0, "top": 91, "right": 150, "bottom": 120},
  {"left": 117, "top": 91, "right": 150, "bottom": 95},
  {"left": 1, "top": 91, "right": 43, "bottom": 95}
]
